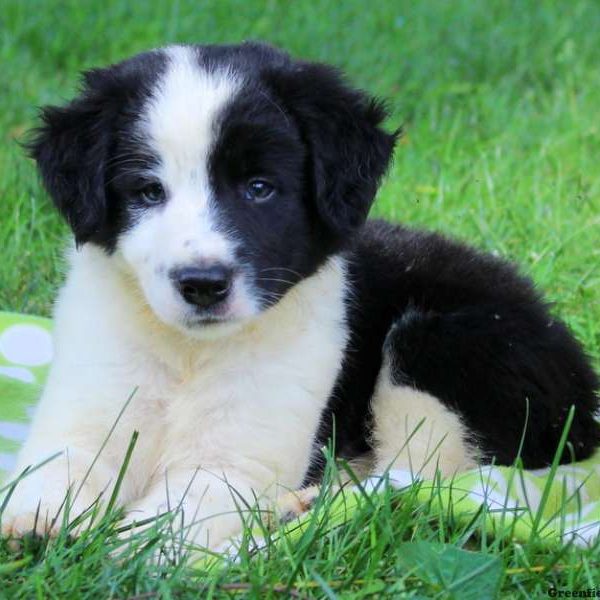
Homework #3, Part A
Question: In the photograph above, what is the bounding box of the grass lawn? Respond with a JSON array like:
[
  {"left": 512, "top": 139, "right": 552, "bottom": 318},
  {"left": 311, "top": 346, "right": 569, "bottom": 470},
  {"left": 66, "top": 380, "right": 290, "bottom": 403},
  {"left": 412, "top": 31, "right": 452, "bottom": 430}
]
[{"left": 1, "top": 0, "right": 599, "bottom": 597}]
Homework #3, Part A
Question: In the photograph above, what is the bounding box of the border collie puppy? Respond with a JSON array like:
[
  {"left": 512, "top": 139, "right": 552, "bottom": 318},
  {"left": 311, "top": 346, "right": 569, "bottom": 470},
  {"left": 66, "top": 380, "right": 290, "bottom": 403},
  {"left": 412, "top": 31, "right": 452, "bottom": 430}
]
[{"left": 2, "top": 43, "right": 598, "bottom": 549}]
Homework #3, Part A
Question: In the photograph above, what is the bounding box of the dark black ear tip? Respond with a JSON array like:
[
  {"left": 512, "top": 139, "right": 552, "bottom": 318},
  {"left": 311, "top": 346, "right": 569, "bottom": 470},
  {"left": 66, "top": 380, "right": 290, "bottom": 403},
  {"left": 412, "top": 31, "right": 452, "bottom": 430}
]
[
  {"left": 15, "top": 131, "right": 37, "bottom": 159},
  {"left": 22, "top": 127, "right": 45, "bottom": 162},
  {"left": 362, "top": 97, "right": 401, "bottom": 161},
  {"left": 365, "top": 96, "right": 393, "bottom": 124},
  {"left": 369, "top": 99, "right": 403, "bottom": 143},
  {"left": 22, "top": 105, "right": 66, "bottom": 160},
  {"left": 392, "top": 125, "right": 405, "bottom": 143}
]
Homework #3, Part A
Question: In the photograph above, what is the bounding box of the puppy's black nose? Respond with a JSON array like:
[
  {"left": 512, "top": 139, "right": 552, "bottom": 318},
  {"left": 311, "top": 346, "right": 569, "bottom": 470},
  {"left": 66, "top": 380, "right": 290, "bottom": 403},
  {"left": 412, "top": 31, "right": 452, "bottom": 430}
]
[{"left": 172, "top": 265, "right": 233, "bottom": 308}]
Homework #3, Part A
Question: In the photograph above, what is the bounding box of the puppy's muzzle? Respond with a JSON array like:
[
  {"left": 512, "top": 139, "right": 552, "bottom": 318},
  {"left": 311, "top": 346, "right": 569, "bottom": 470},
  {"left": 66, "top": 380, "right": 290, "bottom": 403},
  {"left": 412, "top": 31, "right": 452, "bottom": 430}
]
[{"left": 171, "top": 264, "right": 233, "bottom": 309}]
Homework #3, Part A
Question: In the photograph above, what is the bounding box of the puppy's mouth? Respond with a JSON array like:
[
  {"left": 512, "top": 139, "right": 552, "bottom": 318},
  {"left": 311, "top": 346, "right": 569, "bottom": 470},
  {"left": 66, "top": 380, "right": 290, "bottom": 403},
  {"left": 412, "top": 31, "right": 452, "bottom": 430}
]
[
  {"left": 179, "top": 309, "right": 251, "bottom": 339},
  {"left": 185, "top": 314, "right": 233, "bottom": 327},
  {"left": 181, "top": 298, "right": 251, "bottom": 331}
]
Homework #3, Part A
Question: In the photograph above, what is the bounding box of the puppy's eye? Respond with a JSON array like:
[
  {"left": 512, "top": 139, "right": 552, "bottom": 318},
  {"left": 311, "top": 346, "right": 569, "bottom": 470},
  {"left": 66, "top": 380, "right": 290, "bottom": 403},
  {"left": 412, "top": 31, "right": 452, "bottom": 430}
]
[
  {"left": 137, "top": 182, "right": 166, "bottom": 205},
  {"left": 245, "top": 179, "right": 275, "bottom": 202}
]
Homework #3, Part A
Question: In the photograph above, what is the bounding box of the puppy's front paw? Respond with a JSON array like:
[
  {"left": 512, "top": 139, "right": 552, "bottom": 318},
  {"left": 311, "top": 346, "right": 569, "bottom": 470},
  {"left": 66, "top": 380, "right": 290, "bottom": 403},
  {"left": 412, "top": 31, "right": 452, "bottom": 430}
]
[
  {"left": 1, "top": 506, "right": 63, "bottom": 539},
  {"left": 1, "top": 486, "right": 95, "bottom": 540},
  {"left": 273, "top": 485, "right": 321, "bottom": 526}
]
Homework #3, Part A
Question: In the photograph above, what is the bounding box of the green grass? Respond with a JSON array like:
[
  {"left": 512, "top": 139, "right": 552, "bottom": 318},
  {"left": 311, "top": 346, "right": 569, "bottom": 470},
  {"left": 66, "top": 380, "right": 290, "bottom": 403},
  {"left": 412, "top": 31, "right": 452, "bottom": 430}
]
[{"left": 1, "top": 0, "right": 599, "bottom": 597}]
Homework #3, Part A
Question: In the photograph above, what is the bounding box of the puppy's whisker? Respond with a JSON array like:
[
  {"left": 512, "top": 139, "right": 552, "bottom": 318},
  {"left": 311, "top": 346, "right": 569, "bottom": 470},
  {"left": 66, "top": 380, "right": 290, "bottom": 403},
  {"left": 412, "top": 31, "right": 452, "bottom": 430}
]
[
  {"left": 260, "top": 290, "right": 287, "bottom": 305},
  {"left": 259, "top": 267, "right": 303, "bottom": 278},
  {"left": 255, "top": 277, "right": 298, "bottom": 286}
]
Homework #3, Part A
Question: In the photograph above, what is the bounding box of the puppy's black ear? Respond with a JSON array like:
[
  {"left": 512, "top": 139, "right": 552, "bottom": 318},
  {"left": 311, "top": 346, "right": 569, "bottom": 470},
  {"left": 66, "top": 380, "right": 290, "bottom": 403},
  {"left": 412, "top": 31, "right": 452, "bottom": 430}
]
[
  {"left": 267, "top": 62, "right": 398, "bottom": 236},
  {"left": 27, "top": 70, "right": 117, "bottom": 246}
]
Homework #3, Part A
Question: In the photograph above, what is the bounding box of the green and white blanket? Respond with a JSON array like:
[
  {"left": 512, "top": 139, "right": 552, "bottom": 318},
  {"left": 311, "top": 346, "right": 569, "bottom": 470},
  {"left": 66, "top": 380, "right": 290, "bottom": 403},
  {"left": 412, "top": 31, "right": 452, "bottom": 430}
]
[{"left": 1, "top": 311, "right": 599, "bottom": 547}]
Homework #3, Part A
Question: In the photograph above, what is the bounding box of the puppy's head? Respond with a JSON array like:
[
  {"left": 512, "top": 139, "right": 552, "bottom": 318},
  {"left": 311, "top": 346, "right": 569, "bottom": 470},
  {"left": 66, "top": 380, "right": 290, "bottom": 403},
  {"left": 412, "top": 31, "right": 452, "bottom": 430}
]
[{"left": 29, "top": 43, "right": 397, "bottom": 337}]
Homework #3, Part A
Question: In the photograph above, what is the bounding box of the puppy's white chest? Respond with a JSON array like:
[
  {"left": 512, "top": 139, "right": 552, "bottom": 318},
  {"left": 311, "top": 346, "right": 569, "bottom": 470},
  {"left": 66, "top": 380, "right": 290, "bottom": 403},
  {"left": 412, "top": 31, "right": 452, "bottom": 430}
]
[
  {"left": 129, "top": 257, "right": 350, "bottom": 489},
  {"left": 45, "top": 251, "right": 349, "bottom": 496},
  {"left": 160, "top": 311, "right": 345, "bottom": 486}
]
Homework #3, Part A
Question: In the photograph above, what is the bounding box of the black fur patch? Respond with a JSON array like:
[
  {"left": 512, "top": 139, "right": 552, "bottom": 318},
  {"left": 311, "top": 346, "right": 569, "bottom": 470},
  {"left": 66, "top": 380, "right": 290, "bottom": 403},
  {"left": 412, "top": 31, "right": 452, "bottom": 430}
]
[
  {"left": 306, "top": 220, "right": 600, "bottom": 482},
  {"left": 208, "top": 43, "right": 397, "bottom": 305}
]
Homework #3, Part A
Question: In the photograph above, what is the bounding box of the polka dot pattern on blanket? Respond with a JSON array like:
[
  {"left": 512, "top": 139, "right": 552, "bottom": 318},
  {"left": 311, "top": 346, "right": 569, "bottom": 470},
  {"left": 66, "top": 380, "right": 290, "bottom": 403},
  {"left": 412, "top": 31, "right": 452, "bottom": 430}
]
[
  {"left": 0, "top": 312, "right": 53, "bottom": 477},
  {"left": 0, "top": 323, "right": 53, "bottom": 368}
]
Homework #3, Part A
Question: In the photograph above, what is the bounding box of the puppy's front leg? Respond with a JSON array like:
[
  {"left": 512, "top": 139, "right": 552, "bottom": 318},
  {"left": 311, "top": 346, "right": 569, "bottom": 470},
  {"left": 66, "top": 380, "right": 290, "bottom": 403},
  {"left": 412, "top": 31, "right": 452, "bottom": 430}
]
[
  {"left": 1, "top": 446, "right": 115, "bottom": 539},
  {"left": 122, "top": 469, "right": 265, "bottom": 551},
  {"left": 1, "top": 379, "right": 138, "bottom": 539}
]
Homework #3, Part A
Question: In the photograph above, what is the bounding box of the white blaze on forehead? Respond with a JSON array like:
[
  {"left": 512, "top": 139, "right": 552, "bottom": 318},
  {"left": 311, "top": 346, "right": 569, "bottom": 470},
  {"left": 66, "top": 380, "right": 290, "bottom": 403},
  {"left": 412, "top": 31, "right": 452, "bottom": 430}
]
[
  {"left": 143, "top": 45, "right": 240, "bottom": 182},
  {"left": 125, "top": 44, "right": 242, "bottom": 269},
  {"left": 116, "top": 45, "right": 252, "bottom": 329}
]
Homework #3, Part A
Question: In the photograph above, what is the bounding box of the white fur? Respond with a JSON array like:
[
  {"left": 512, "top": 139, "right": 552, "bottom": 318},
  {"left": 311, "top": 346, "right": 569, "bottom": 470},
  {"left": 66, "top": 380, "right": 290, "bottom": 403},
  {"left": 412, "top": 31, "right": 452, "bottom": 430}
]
[
  {"left": 371, "top": 362, "right": 477, "bottom": 479},
  {"left": 2, "top": 245, "right": 349, "bottom": 548}
]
